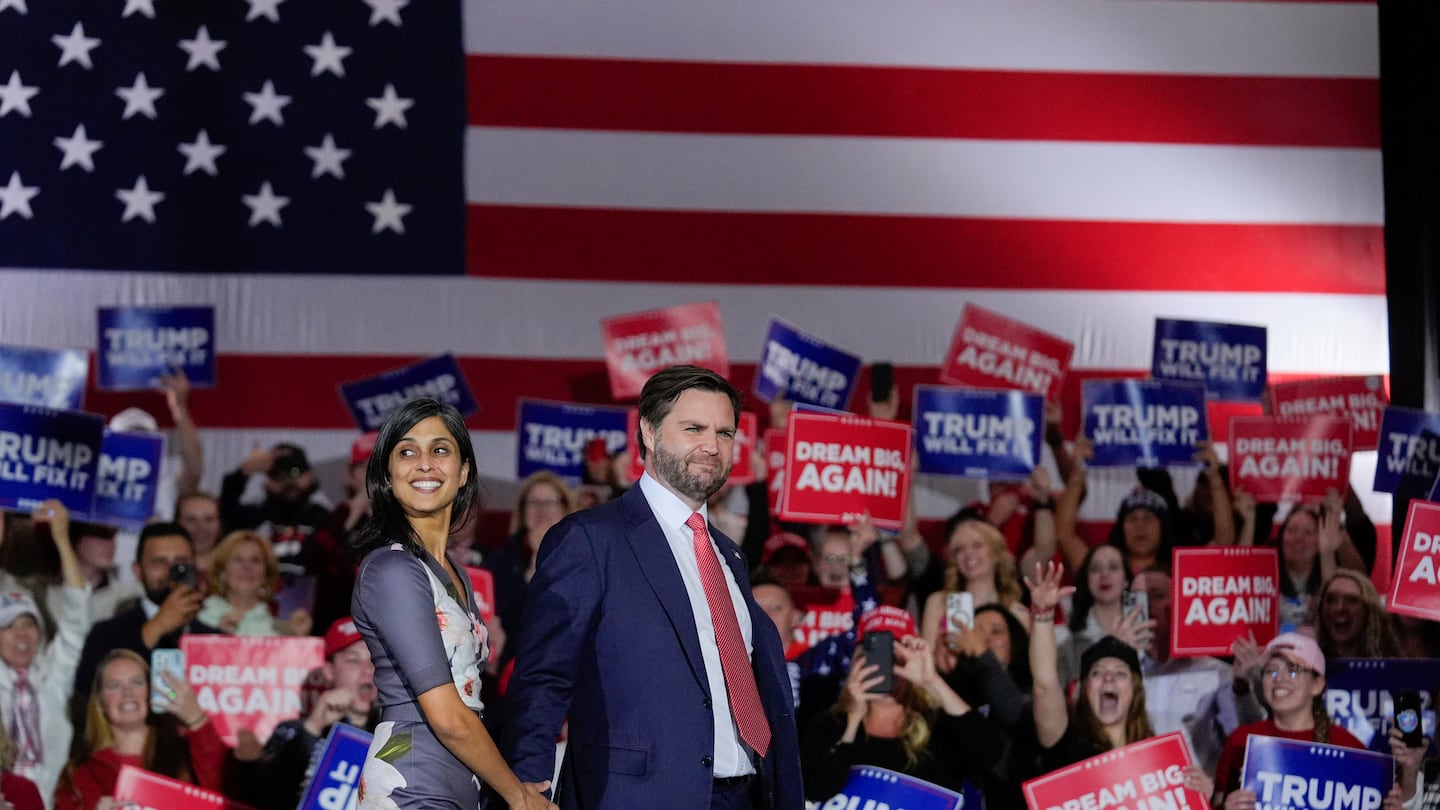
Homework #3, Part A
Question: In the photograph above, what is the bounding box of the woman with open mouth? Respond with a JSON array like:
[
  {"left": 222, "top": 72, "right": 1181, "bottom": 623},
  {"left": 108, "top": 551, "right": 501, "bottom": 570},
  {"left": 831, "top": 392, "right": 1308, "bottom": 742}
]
[
  {"left": 1315, "top": 569, "right": 1400, "bottom": 661},
  {"left": 1028, "top": 561, "right": 1181, "bottom": 777}
]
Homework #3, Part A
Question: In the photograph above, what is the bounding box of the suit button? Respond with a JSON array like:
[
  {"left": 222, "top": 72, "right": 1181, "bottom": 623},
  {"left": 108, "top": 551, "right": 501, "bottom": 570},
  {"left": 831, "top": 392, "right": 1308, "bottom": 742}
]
[
  {"left": 703, "top": 698, "right": 713, "bottom": 709},
  {"left": 701, "top": 756, "right": 713, "bottom": 767}
]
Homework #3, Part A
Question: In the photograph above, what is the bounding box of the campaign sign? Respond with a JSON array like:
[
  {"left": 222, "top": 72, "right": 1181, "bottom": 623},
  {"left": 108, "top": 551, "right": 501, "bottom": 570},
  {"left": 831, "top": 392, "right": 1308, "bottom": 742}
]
[
  {"left": 338, "top": 354, "right": 479, "bottom": 432},
  {"left": 515, "top": 399, "right": 628, "bottom": 483},
  {"left": 0, "top": 402, "right": 103, "bottom": 513},
  {"left": 75, "top": 431, "right": 165, "bottom": 529},
  {"left": 180, "top": 635, "right": 326, "bottom": 746},
  {"left": 1268, "top": 377, "right": 1387, "bottom": 452},
  {"left": 298, "top": 722, "right": 374, "bottom": 810},
  {"left": 464, "top": 566, "right": 496, "bottom": 623},
  {"left": 1170, "top": 547, "right": 1279, "bottom": 657},
  {"left": 1228, "top": 417, "right": 1353, "bottom": 503},
  {"left": 1372, "top": 407, "right": 1440, "bottom": 495},
  {"left": 97, "top": 306, "right": 216, "bottom": 390},
  {"left": 1240, "top": 736, "right": 1391, "bottom": 810},
  {"left": 914, "top": 385, "right": 1042, "bottom": 479},
  {"left": 820, "top": 766, "right": 971, "bottom": 810},
  {"left": 0, "top": 344, "right": 89, "bottom": 409},
  {"left": 600, "top": 301, "right": 729, "bottom": 400},
  {"left": 1327, "top": 658, "right": 1440, "bottom": 757},
  {"left": 625, "top": 408, "right": 758, "bottom": 486},
  {"left": 790, "top": 585, "right": 857, "bottom": 651},
  {"left": 113, "top": 764, "right": 226, "bottom": 809},
  {"left": 754, "top": 318, "right": 863, "bottom": 410},
  {"left": 781, "top": 413, "right": 912, "bottom": 530},
  {"left": 1082, "top": 380, "right": 1208, "bottom": 468},
  {"left": 1387, "top": 500, "right": 1440, "bottom": 622},
  {"left": 1023, "top": 732, "right": 1208, "bottom": 810},
  {"left": 764, "top": 427, "right": 787, "bottom": 515},
  {"left": 1152, "top": 318, "right": 1267, "bottom": 402},
  {"left": 941, "top": 305, "right": 1073, "bottom": 400}
]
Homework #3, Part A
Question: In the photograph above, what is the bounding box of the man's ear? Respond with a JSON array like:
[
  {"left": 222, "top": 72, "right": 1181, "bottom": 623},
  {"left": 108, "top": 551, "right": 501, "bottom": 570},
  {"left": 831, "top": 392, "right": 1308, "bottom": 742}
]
[{"left": 639, "top": 419, "right": 656, "bottom": 457}]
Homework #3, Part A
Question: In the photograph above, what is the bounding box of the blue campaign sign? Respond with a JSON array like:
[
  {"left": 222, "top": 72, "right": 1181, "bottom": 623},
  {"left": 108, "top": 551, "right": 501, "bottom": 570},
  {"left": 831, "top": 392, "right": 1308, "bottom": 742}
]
[
  {"left": 0, "top": 402, "right": 104, "bottom": 514},
  {"left": 1373, "top": 407, "right": 1440, "bottom": 495},
  {"left": 0, "top": 344, "right": 89, "bottom": 410},
  {"left": 1326, "top": 658, "right": 1440, "bottom": 757},
  {"left": 914, "top": 385, "right": 1042, "bottom": 479},
  {"left": 754, "top": 318, "right": 863, "bottom": 411},
  {"left": 74, "top": 431, "right": 166, "bottom": 530},
  {"left": 338, "top": 354, "right": 479, "bottom": 431},
  {"left": 1152, "top": 318, "right": 1267, "bottom": 402},
  {"left": 298, "top": 722, "right": 373, "bottom": 810},
  {"left": 516, "top": 399, "right": 629, "bottom": 483},
  {"left": 97, "top": 306, "right": 216, "bottom": 390},
  {"left": 820, "top": 767, "right": 976, "bottom": 810},
  {"left": 1083, "top": 379, "right": 1208, "bottom": 468},
  {"left": 1241, "top": 736, "right": 1391, "bottom": 810}
]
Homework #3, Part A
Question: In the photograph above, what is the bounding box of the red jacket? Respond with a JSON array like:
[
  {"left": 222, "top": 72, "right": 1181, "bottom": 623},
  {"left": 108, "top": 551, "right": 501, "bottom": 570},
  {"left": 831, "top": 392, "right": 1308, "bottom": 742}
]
[{"left": 54, "top": 720, "right": 226, "bottom": 810}]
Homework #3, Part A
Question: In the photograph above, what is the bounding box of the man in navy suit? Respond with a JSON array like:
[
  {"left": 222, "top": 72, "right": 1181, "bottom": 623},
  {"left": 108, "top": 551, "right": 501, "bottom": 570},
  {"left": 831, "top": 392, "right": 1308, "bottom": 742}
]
[{"left": 504, "top": 365, "right": 803, "bottom": 809}]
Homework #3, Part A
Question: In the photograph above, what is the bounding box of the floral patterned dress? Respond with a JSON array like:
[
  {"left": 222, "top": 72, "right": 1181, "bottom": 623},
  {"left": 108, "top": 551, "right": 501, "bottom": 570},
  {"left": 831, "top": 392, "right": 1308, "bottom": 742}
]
[{"left": 353, "top": 544, "right": 489, "bottom": 809}]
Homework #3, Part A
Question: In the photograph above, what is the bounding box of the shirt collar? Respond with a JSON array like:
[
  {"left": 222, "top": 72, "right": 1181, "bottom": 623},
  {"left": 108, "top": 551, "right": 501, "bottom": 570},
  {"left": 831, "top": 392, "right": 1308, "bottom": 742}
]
[{"left": 638, "top": 471, "right": 708, "bottom": 532}]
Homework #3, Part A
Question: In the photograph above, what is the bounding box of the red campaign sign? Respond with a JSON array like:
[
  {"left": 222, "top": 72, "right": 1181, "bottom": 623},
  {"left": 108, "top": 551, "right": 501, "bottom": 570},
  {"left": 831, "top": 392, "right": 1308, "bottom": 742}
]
[
  {"left": 181, "top": 635, "right": 326, "bottom": 746},
  {"left": 1170, "top": 547, "right": 1279, "bottom": 658},
  {"left": 113, "top": 764, "right": 226, "bottom": 809},
  {"left": 1228, "top": 416, "right": 1352, "bottom": 502},
  {"left": 600, "top": 301, "right": 729, "bottom": 400},
  {"left": 764, "top": 427, "right": 787, "bottom": 516},
  {"left": 1387, "top": 500, "right": 1440, "bottom": 623},
  {"left": 1268, "top": 376, "right": 1387, "bottom": 452},
  {"left": 1024, "top": 732, "right": 1208, "bottom": 810},
  {"left": 464, "top": 566, "right": 496, "bottom": 622},
  {"left": 790, "top": 585, "right": 855, "bottom": 654},
  {"left": 941, "top": 304, "right": 1074, "bottom": 400},
  {"left": 625, "top": 408, "right": 757, "bottom": 486},
  {"left": 781, "top": 413, "right": 912, "bottom": 530}
]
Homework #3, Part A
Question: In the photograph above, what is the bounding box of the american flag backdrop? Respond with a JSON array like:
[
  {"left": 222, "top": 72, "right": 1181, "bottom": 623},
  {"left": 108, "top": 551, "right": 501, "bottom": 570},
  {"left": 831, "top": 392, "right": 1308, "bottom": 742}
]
[{"left": 0, "top": 1, "right": 1390, "bottom": 545}]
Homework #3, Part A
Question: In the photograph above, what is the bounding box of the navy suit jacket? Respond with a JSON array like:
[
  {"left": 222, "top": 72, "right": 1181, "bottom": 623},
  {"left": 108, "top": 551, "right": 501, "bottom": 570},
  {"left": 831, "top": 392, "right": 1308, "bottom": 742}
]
[{"left": 503, "top": 484, "right": 804, "bottom": 810}]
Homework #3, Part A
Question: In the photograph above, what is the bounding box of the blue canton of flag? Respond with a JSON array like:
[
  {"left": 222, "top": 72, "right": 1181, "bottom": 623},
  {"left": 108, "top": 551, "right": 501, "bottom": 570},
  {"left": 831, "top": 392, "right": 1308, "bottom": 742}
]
[{"left": 0, "top": 0, "right": 463, "bottom": 274}]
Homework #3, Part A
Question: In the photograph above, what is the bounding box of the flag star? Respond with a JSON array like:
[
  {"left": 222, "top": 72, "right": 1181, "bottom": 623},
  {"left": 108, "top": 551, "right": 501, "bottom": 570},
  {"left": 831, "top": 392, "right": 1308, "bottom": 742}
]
[
  {"left": 304, "top": 133, "right": 351, "bottom": 179},
  {"left": 121, "top": 0, "right": 155, "bottom": 18},
  {"left": 0, "top": 0, "right": 26, "bottom": 14},
  {"left": 52, "top": 22, "right": 101, "bottom": 69},
  {"left": 365, "top": 84, "right": 412, "bottom": 129},
  {"left": 242, "top": 80, "right": 291, "bottom": 126},
  {"left": 242, "top": 181, "right": 289, "bottom": 227},
  {"left": 361, "top": 0, "right": 407, "bottom": 27},
  {"left": 115, "top": 176, "right": 164, "bottom": 223},
  {"left": 178, "top": 26, "right": 227, "bottom": 72},
  {"left": 244, "top": 0, "right": 285, "bottom": 22},
  {"left": 54, "top": 124, "right": 103, "bottom": 172},
  {"left": 116, "top": 72, "right": 164, "bottom": 119},
  {"left": 0, "top": 71, "right": 39, "bottom": 118},
  {"left": 304, "top": 31, "right": 351, "bottom": 77},
  {"left": 365, "top": 189, "right": 412, "bottom": 234},
  {"left": 0, "top": 172, "right": 38, "bottom": 220},
  {"left": 178, "top": 130, "right": 227, "bottom": 176}
]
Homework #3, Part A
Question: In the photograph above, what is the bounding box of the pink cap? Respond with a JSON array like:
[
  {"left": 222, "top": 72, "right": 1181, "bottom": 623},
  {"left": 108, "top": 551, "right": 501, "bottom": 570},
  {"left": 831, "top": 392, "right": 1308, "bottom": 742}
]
[{"left": 1262, "top": 631, "right": 1325, "bottom": 676}]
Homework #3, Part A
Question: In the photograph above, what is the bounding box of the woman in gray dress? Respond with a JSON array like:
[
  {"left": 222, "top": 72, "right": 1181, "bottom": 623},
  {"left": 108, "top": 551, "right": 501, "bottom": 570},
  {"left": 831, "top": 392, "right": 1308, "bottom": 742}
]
[{"left": 350, "top": 397, "right": 555, "bottom": 810}]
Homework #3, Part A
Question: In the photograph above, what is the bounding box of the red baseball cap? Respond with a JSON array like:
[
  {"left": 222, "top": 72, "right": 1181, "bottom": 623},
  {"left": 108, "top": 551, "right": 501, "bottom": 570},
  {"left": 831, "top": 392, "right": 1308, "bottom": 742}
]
[
  {"left": 324, "top": 617, "right": 364, "bottom": 659},
  {"left": 856, "top": 605, "right": 916, "bottom": 641},
  {"left": 350, "top": 432, "right": 379, "bottom": 466}
]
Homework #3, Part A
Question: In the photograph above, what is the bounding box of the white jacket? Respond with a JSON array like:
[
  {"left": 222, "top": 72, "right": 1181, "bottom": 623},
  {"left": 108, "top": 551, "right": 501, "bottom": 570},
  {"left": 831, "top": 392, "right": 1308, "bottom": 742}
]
[{"left": 0, "top": 584, "right": 92, "bottom": 810}]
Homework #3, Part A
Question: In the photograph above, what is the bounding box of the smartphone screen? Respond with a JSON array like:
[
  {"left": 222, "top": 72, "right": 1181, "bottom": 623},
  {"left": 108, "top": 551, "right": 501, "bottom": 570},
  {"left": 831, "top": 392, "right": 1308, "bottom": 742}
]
[
  {"left": 150, "top": 648, "right": 186, "bottom": 713},
  {"left": 1394, "top": 690, "right": 1425, "bottom": 748},
  {"left": 945, "top": 592, "right": 974, "bottom": 634},
  {"left": 862, "top": 631, "right": 895, "bottom": 694}
]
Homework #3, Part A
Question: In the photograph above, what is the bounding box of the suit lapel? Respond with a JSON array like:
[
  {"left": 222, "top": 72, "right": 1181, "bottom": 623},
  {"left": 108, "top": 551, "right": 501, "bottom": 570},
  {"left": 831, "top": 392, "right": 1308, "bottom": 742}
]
[{"left": 619, "top": 486, "right": 710, "bottom": 690}]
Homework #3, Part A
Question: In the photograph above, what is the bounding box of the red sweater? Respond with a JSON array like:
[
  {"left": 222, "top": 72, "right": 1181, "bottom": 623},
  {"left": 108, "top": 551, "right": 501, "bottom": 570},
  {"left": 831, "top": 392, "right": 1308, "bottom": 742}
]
[
  {"left": 1214, "top": 718, "right": 1366, "bottom": 797},
  {"left": 54, "top": 720, "right": 226, "bottom": 810},
  {"left": 1, "top": 771, "right": 44, "bottom": 810}
]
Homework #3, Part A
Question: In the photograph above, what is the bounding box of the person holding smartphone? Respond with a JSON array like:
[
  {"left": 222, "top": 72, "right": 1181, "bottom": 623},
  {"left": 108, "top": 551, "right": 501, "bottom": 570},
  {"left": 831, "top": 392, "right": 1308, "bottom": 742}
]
[{"left": 800, "top": 608, "right": 999, "bottom": 802}]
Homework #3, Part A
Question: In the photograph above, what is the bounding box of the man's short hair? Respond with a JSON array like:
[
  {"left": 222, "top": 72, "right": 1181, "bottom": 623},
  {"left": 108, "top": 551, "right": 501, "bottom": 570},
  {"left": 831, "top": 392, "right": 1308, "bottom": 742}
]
[
  {"left": 136, "top": 521, "right": 194, "bottom": 562},
  {"left": 635, "top": 365, "right": 742, "bottom": 461}
]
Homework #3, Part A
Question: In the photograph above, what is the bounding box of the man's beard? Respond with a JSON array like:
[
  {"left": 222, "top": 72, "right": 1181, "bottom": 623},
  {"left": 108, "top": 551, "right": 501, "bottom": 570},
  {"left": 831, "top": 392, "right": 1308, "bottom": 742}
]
[{"left": 649, "top": 438, "right": 730, "bottom": 504}]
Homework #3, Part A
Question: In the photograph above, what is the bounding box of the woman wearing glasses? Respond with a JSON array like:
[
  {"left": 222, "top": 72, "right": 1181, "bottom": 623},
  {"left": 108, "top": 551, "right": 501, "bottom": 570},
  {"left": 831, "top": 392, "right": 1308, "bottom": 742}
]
[{"left": 1212, "top": 633, "right": 1364, "bottom": 808}]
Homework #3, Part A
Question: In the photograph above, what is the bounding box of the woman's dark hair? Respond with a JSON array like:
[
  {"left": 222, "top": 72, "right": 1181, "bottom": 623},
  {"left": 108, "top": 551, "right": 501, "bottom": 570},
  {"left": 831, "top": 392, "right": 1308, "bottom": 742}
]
[
  {"left": 1273, "top": 506, "right": 1323, "bottom": 598},
  {"left": 974, "top": 602, "right": 1032, "bottom": 691},
  {"left": 1106, "top": 499, "right": 1174, "bottom": 574},
  {"left": 350, "top": 398, "right": 481, "bottom": 558},
  {"left": 1068, "top": 545, "right": 1124, "bottom": 633}
]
